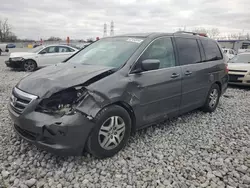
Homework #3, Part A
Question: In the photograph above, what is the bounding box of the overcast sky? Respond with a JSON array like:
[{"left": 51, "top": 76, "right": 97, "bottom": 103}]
[{"left": 1, "top": 0, "right": 250, "bottom": 40}]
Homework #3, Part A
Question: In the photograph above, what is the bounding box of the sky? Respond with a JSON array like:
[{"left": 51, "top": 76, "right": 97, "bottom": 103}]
[{"left": 0, "top": 0, "right": 250, "bottom": 40}]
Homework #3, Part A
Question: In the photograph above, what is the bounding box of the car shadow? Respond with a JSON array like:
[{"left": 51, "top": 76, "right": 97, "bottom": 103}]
[{"left": 5, "top": 67, "right": 42, "bottom": 72}]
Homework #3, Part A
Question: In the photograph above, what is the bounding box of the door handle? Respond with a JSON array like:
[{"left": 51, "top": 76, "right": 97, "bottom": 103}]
[
  {"left": 185, "top": 71, "right": 192, "bottom": 76},
  {"left": 171, "top": 73, "right": 180, "bottom": 78}
]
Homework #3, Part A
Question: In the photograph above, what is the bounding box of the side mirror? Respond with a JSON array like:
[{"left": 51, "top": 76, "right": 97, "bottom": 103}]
[
  {"left": 141, "top": 59, "right": 160, "bottom": 71},
  {"left": 39, "top": 51, "right": 46, "bottom": 54}
]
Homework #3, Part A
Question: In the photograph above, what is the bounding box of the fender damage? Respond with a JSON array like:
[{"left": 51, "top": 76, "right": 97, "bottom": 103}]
[{"left": 9, "top": 63, "right": 136, "bottom": 155}]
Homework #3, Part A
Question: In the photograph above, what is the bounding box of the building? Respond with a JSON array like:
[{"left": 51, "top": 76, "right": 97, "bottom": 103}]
[{"left": 217, "top": 40, "right": 250, "bottom": 53}]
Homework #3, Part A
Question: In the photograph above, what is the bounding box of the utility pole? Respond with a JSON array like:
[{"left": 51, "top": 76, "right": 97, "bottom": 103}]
[
  {"left": 110, "top": 21, "right": 114, "bottom": 36},
  {"left": 103, "top": 23, "right": 107, "bottom": 37}
]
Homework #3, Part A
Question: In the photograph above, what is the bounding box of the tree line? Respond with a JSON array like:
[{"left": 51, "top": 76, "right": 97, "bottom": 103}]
[{"left": 1, "top": 17, "right": 249, "bottom": 42}]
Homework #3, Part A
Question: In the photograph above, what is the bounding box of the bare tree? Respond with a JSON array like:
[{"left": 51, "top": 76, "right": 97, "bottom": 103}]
[
  {"left": 46, "top": 36, "right": 62, "bottom": 41},
  {"left": 209, "top": 28, "right": 220, "bottom": 39},
  {"left": 86, "top": 38, "right": 94, "bottom": 43},
  {"left": 0, "top": 18, "right": 17, "bottom": 42},
  {"left": 192, "top": 27, "right": 209, "bottom": 34},
  {"left": 192, "top": 27, "right": 220, "bottom": 39}
]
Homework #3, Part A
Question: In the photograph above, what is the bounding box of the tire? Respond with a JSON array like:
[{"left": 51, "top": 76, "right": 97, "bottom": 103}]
[
  {"left": 202, "top": 84, "right": 221, "bottom": 112},
  {"left": 23, "top": 60, "right": 37, "bottom": 72},
  {"left": 86, "top": 105, "right": 132, "bottom": 158}
]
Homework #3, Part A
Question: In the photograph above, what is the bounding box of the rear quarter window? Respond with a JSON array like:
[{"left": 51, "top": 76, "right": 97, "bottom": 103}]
[
  {"left": 175, "top": 38, "right": 201, "bottom": 65},
  {"left": 201, "top": 39, "right": 223, "bottom": 61}
]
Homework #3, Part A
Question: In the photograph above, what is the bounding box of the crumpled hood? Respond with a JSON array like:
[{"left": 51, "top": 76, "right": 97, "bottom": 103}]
[
  {"left": 17, "top": 63, "right": 114, "bottom": 98},
  {"left": 10, "top": 52, "right": 35, "bottom": 58}
]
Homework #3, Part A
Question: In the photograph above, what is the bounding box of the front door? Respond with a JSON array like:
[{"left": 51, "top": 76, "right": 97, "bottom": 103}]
[
  {"left": 129, "top": 37, "right": 182, "bottom": 126},
  {"left": 37, "top": 46, "right": 59, "bottom": 66}
]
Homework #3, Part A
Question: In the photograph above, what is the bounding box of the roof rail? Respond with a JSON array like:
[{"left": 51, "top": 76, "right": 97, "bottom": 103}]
[{"left": 174, "top": 31, "right": 208, "bottom": 37}]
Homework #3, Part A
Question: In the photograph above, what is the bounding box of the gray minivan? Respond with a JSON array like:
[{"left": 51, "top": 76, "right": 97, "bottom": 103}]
[{"left": 8, "top": 32, "right": 228, "bottom": 158}]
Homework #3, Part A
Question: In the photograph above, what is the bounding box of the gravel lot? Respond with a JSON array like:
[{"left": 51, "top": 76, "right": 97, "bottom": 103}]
[{"left": 1, "top": 50, "right": 250, "bottom": 188}]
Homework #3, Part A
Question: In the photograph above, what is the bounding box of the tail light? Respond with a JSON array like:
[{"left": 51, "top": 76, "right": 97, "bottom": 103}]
[
  {"left": 225, "top": 63, "right": 229, "bottom": 73},
  {"left": 198, "top": 33, "right": 208, "bottom": 37}
]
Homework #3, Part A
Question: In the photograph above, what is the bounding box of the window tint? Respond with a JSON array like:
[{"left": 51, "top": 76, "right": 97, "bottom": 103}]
[
  {"left": 201, "top": 40, "right": 222, "bottom": 61},
  {"left": 175, "top": 38, "right": 201, "bottom": 65},
  {"left": 138, "top": 37, "right": 176, "bottom": 70}
]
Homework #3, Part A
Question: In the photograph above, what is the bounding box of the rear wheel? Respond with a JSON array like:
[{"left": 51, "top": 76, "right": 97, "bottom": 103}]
[
  {"left": 86, "top": 105, "right": 131, "bottom": 158},
  {"left": 202, "top": 84, "right": 221, "bottom": 112},
  {"left": 23, "top": 60, "right": 37, "bottom": 72}
]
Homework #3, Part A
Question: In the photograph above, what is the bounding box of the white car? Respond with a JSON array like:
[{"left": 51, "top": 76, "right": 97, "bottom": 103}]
[
  {"left": 5, "top": 45, "right": 78, "bottom": 71},
  {"left": 228, "top": 52, "right": 250, "bottom": 86},
  {"left": 0, "top": 43, "right": 9, "bottom": 55},
  {"left": 222, "top": 48, "right": 236, "bottom": 60}
]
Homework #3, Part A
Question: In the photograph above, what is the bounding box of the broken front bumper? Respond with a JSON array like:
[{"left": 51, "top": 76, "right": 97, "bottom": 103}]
[
  {"left": 5, "top": 59, "right": 23, "bottom": 68},
  {"left": 8, "top": 103, "right": 95, "bottom": 156}
]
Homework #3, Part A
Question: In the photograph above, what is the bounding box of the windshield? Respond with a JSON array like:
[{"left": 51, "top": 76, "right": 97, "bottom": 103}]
[
  {"left": 229, "top": 54, "right": 250, "bottom": 63},
  {"left": 66, "top": 37, "right": 144, "bottom": 68},
  {"left": 29, "top": 46, "right": 44, "bottom": 53}
]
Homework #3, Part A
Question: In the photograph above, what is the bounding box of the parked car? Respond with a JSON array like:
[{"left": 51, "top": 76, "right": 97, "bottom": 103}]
[
  {"left": 238, "top": 49, "right": 250, "bottom": 54},
  {"left": 63, "top": 43, "right": 92, "bottom": 50},
  {"left": 227, "top": 52, "right": 250, "bottom": 85},
  {"left": 33, "top": 43, "right": 42, "bottom": 48},
  {"left": 0, "top": 43, "right": 9, "bottom": 55},
  {"left": 5, "top": 45, "right": 78, "bottom": 71},
  {"left": 7, "top": 43, "right": 16, "bottom": 48},
  {"left": 8, "top": 32, "right": 228, "bottom": 158},
  {"left": 222, "top": 48, "right": 236, "bottom": 59}
]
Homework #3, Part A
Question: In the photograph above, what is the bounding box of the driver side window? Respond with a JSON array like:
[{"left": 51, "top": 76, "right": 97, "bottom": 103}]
[{"left": 136, "top": 37, "right": 176, "bottom": 71}]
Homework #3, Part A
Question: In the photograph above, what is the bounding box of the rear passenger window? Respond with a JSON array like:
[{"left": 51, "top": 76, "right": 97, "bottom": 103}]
[
  {"left": 201, "top": 40, "right": 222, "bottom": 61},
  {"left": 175, "top": 38, "right": 201, "bottom": 65}
]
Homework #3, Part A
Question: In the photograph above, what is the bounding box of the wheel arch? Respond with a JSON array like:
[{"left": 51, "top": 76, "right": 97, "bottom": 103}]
[
  {"left": 109, "top": 101, "right": 137, "bottom": 134},
  {"left": 214, "top": 81, "right": 222, "bottom": 93},
  {"left": 25, "top": 58, "right": 37, "bottom": 65}
]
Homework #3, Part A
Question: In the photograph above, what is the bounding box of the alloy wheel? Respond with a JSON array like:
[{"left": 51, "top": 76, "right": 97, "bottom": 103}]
[
  {"left": 24, "top": 61, "right": 35, "bottom": 71},
  {"left": 98, "top": 116, "right": 126, "bottom": 150},
  {"left": 209, "top": 88, "right": 219, "bottom": 108}
]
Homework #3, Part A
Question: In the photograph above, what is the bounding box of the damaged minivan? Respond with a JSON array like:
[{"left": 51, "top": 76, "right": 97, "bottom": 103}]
[{"left": 8, "top": 32, "right": 228, "bottom": 158}]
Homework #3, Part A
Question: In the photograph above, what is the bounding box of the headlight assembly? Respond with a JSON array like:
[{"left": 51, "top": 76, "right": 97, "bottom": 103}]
[
  {"left": 36, "top": 87, "right": 87, "bottom": 116},
  {"left": 11, "top": 57, "right": 24, "bottom": 61}
]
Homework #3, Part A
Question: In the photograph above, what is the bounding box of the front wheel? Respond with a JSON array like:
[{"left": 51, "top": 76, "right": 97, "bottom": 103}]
[
  {"left": 202, "top": 84, "right": 221, "bottom": 112},
  {"left": 23, "top": 60, "right": 37, "bottom": 72},
  {"left": 86, "top": 105, "right": 132, "bottom": 158}
]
